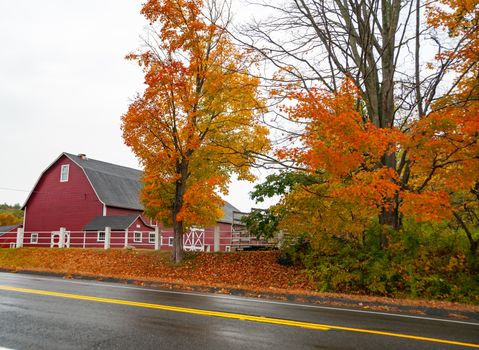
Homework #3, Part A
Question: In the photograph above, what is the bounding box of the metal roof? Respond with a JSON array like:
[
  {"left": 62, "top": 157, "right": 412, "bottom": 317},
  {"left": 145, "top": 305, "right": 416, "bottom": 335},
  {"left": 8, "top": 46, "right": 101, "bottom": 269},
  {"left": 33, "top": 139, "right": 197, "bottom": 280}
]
[
  {"left": 83, "top": 215, "right": 152, "bottom": 231},
  {"left": 65, "top": 153, "right": 143, "bottom": 210},
  {"left": 64, "top": 153, "right": 241, "bottom": 224},
  {"left": 220, "top": 201, "right": 244, "bottom": 224},
  {"left": 0, "top": 225, "right": 20, "bottom": 235}
]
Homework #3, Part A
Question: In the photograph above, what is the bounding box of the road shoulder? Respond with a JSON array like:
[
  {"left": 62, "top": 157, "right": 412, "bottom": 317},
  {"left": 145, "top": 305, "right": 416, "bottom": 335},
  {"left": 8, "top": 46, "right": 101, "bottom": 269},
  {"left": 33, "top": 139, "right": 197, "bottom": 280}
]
[{"left": 1, "top": 268, "right": 478, "bottom": 323}]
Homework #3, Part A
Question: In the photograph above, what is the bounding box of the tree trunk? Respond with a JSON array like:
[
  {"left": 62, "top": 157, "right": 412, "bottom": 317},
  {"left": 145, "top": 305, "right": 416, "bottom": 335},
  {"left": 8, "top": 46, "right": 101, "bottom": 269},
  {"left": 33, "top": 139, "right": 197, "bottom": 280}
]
[
  {"left": 471, "top": 241, "right": 479, "bottom": 257},
  {"left": 379, "top": 206, "right": 399, "bottom": 228},
  {"left": 172, "top": 160, "right": 189, "bottom": 263},
  {"left": 378, "top": 0, "right": 400, "bottom": 242},
  {"left": 172, "top": 217, "right": 184, "bottom": 263},
  {"left": 453, "top": 211, "right": 479, "bottom": 257},
  {"left": 379, "top": 206, "right": 397, "bottom": 248},
  {"left": 378, "top": 151, "right": 399, "bottom": 247}
]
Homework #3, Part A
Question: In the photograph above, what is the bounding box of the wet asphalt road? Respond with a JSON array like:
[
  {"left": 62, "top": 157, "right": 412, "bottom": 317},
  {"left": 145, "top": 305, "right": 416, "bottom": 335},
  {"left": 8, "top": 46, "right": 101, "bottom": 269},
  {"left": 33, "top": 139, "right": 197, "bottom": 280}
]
[{"left": 0, "top": 272, "right": 478, "bottom": 350}]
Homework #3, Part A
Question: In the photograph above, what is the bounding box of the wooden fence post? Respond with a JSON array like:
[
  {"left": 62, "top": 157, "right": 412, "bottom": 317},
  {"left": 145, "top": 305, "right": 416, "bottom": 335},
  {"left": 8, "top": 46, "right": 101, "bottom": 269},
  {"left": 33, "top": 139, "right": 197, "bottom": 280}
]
[
  {"left": 214, "top": 226, "right": 220, "bottom": 252},
  {"left": 15, "top": 227, "right": 24, "bottom": 248},
  {"left": 104, "top": 227, "right": 111, "bottom": 249},
  {"left": 154, "top": 226, "right": 160, "bottom": 251},
  {"left": 59, "top": 227, "right": 66, "bottom": 248}
]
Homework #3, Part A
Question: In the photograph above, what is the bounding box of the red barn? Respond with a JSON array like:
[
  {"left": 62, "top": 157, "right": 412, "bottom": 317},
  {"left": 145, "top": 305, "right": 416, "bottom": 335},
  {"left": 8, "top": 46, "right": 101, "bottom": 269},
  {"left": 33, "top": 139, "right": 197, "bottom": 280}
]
[{"left": 20, "top": 153, "right": 244, "bottom": 251}]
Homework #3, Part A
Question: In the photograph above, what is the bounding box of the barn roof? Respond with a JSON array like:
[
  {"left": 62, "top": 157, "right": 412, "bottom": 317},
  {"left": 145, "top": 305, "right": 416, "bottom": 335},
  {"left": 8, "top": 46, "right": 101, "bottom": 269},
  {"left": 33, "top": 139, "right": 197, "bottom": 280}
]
[
  {"left": 0, "top": 225, "right": 21, "bottom": 235},
  {"left": 63, "top": 153, "right": 241, "bottom": 224},
  {"left": 221, "top": 201, "right": 246, "bottom": 225},
  {"left": 83, "top": 215, "right": 153, "bottom": 231},
  {"left": 65, "top": 153, "right": 143, "bottom": 210}
]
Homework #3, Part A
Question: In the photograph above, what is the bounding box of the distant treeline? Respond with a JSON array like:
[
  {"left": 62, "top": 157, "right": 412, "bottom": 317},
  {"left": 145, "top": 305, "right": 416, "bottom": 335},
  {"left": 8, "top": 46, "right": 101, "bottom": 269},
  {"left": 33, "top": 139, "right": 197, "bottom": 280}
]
[{"left": 0, "top": 203, "right": 23, "bottom": 226}]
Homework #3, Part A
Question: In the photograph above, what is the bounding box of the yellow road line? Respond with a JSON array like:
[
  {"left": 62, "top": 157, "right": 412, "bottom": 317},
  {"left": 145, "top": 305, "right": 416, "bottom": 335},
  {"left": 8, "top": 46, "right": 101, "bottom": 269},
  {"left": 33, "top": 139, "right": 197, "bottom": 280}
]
[
  {"left": 1, "top": 285, "right": 478, "bottom": 348},
  {"left": 0, "top": 285, "right": 329, "bottom": 331}
]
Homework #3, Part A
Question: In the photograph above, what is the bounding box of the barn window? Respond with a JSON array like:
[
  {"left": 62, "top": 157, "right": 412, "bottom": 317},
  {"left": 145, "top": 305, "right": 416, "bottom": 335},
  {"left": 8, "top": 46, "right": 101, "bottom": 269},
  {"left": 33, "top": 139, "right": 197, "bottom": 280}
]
[
  {"left": 97, "top": 231, "right": 105, "bottom": 242},
  {"left": 168, "top": 237, "right": 174, "bottom": 246},
  {"left": 225, "top": 246, "right": 231, "bottom": 252},
  {"left": 9, "top": 243, "right": 16, "bottom": 248},
  {"left": 134, "top": 231, "right": 142, "bottom": 242},
  {"left": 30, "top": 233, "right": 38, "bottom": 244},
  {"left": 148, "top": 232, "right": 156, "bottom": 243},
  {"left": 60, "top": 164, "right": 69, "bottom": 182}
]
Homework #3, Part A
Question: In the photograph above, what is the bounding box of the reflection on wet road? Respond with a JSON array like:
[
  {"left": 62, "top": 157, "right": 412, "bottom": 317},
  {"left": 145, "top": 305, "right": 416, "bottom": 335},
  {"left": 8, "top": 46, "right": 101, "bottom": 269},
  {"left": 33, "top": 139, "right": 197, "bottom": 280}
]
[{"left": 0, "top": 272, "right": 478, "bottom": 349}]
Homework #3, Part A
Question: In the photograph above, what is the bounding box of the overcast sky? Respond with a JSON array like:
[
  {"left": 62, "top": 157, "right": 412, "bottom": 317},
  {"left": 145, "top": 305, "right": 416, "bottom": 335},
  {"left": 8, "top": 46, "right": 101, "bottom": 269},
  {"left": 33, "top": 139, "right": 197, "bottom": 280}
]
[{"left": 0, "top": 0, "right": 275, "bottom": 212}]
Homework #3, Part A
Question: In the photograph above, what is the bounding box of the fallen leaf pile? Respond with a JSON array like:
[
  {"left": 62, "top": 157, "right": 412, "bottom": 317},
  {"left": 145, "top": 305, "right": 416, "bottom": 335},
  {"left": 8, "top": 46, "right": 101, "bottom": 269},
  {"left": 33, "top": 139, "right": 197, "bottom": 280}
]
[{"left": 0, "top": 248, "right": 312, "bottom": 292}]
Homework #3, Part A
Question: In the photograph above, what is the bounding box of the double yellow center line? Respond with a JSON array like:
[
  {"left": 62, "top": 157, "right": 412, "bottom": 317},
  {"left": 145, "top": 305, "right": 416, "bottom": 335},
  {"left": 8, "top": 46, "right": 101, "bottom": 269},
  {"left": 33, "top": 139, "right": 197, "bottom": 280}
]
[{"left": 0, "top": 285, "right": 478, "bottom": 348}]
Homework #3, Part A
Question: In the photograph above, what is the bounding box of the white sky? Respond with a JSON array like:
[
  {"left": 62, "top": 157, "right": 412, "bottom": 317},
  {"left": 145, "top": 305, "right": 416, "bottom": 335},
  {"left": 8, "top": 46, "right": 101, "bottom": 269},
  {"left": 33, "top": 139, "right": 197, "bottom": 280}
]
[{"left": 0, "top": 0, "right": 275, "bottom": 212}]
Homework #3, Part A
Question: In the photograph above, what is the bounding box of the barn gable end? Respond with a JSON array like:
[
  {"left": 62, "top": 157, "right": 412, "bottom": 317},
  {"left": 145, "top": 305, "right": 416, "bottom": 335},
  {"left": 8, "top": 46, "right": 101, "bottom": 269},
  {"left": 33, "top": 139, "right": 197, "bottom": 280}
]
[{"left": 23, "top": 154, "right": 103, "bottom": 232}]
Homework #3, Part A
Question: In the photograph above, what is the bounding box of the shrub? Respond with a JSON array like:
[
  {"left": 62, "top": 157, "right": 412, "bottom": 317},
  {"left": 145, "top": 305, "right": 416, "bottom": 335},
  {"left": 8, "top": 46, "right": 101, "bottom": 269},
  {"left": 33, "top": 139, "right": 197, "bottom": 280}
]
[{"left": 278, "top": 220, "right": 479, "bottom": 303}]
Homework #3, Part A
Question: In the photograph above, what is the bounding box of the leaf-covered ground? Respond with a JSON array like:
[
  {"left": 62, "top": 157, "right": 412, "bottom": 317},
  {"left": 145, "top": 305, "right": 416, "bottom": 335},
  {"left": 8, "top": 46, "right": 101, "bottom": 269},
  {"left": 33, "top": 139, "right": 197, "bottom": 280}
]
[
  {"left": 0, "top": 248, "right": 477, "bottom": 315},
  {"left": 0, "top": 248, "right": 311, "bottom": 291}
]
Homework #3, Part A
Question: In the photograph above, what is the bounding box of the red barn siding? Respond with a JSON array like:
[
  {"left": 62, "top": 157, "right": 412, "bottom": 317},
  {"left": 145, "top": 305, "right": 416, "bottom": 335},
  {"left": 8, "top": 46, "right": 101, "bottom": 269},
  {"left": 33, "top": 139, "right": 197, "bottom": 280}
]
[
  {"left": 69, "top": 231, "right": 87, "bottom": 248},
  {"left": 24, "top": 155, "right": 103, "bottom": 232},
  {"left": 23, "top": 231, "right": 41, "bottom": 247},
  {"left": 159, "top": 229, "right": 174, "bottom": 249},
  {"left": 79, "top": 231, "right": 104, "bottom": 249},
  {"left": 219, "top": 222, "right": 234, "bottom": 251},
  {"left": 78, "top": 230, "right": 127, "bottom": 249},
  {"left": 202, "top": 223, "right": 233, "bottom": 252},
  {"left": 0, "top": 231, "right": 17, "bottom": 248},
  {"left": 110, "top": 231, "right": 127, "bottom": 248},
  {"left": 125, "top": 217, "right": 155, "bottom": 249}
]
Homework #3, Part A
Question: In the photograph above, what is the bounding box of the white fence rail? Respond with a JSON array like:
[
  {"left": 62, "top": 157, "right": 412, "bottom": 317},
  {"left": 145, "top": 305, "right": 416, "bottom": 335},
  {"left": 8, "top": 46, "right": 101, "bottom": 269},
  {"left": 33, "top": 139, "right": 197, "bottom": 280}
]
[{"left": 1, "top": 227, "right": 274, "bottom": 252}]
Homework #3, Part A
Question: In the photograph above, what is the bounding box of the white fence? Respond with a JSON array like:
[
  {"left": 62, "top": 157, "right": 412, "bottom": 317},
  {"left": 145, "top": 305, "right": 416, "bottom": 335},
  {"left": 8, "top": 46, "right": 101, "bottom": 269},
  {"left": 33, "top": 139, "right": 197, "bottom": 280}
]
[{"left": 0, "top": 227, "right": 274, "bottom": 252}]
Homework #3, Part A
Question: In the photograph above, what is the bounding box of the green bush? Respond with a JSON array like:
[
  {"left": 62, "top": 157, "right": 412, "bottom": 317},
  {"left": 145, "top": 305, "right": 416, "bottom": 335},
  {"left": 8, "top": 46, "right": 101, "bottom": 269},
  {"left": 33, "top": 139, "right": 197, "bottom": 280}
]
[
  {"left": 279, "top": 220, "right": 479, "bottom": 303},
  {"left": 277, "top": 232, "right": 311, "bottom": 266}
]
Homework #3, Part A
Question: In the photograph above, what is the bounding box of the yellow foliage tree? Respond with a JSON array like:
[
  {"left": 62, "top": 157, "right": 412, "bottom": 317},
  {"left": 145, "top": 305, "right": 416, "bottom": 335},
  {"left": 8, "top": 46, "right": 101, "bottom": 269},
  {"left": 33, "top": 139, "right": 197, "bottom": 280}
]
[
  {"left": 122, "top": 0, "right": 269, "bottom": 262},
  {"left": 0, "top": 212, "right": 21, "bottom": 226}
]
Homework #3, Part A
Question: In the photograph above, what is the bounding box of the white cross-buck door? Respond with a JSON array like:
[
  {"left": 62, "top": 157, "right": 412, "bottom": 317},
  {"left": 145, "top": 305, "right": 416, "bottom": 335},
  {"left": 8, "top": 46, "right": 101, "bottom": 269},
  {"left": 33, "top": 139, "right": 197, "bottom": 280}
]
[{"left": 183, "top": 227, "right": 205, "bottom": 251}]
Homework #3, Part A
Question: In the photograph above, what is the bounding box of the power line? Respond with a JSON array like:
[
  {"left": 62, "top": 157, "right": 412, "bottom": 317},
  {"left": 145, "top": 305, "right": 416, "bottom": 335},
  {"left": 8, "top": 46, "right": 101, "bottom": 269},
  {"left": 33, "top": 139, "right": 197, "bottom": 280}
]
[{"left": 0, "top": 187, "right": 31, "bottom": 193}]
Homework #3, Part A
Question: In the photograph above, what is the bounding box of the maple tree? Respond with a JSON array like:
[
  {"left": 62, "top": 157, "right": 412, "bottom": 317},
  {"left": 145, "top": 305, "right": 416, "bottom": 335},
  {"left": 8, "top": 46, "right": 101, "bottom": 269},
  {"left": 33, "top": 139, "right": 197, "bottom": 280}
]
[
  {"left": 271, "top": 80, "right": 477, "bottom": 247},
  {"left": 122, "top": 0, "right": 269, "bottom": 262},
  {"left": 241, "top": 0, "right": 425, "bottom": 235},
  {"left": 272, "top": 82, "right": 399, "bottom": 243},
  {"left": 239, "top": 0, "right": 478, "bottom": 248}
]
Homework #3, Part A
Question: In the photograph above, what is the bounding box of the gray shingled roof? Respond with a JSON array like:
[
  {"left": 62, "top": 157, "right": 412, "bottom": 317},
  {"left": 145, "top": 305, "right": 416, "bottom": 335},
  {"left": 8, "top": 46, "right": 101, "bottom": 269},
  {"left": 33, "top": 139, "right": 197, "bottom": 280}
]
[
  {"left": 0, "top": 225, "right": 20, "bottom": 235},
  {"left": 83, "top": 215, "right": 150, "bottom": 231},
  {"left": 66, "top": 153, "right": 143, "bottom": 210},
  {"left": 65, "top": 153, "right": 241, "bottom": 224}
]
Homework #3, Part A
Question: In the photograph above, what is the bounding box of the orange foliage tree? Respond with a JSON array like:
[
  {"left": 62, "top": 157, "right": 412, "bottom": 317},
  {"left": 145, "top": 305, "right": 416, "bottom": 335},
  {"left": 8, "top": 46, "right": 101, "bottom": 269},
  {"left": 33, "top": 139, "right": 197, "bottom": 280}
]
[
  {"left": 122, "top": 0, "right": 269, "bottom": 262},
  {"left": 275, "top": 75, "right": 478, "bottom": 247},
  {"left": 274, "top": 82, "right": 399, "bottom": 242},
  {"left": 258, "top": 0, "right": 479, "bottom": 249},
  {"left": 238, "top": 0, "right": 478, "bottom": 250},
  {"left": 426, "top": 0, "right": 479, "bottom": 254}
]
